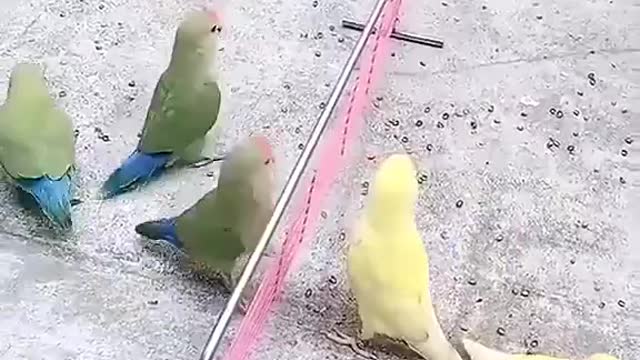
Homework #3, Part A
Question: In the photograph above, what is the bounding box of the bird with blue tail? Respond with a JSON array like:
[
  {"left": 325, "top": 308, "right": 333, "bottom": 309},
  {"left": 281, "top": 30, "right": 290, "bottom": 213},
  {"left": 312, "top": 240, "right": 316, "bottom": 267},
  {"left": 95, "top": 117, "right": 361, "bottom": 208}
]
[
  {"left": 134, "top": 136, "right": 278, "bottom": 312},
  {"left": 0, "top": 63, "right": 76, "bottom": 229},
  {"left": 101, "top": 9, "right": 227, "bottom": 199}
]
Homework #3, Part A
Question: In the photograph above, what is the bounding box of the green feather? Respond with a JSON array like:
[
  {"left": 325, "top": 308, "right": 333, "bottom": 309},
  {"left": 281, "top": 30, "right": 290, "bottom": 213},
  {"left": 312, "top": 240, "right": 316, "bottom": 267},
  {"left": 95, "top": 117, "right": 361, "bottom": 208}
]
[
  {"left": 172, "top": 137, "right": 275, "bottom": 276},
  {"left": 0, "top": 63, "right": 74, "bottom": 180}
]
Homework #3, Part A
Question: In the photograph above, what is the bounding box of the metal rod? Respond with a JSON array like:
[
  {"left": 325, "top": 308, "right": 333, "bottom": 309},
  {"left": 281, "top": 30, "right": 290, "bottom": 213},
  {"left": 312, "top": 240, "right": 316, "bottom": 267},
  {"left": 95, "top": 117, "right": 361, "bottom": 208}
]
[
  {"left": 198, "top": 0, "right": 391, "bottom": 359},
  {"left": 341, "top": 19, "right": 444, "bottom": 48}
]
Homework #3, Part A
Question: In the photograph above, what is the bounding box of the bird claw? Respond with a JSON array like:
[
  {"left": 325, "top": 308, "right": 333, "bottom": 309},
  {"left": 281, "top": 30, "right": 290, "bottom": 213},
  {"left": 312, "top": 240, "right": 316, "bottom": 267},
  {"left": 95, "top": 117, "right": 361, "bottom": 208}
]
[
  {"left": 324, "top": 329, "right": 378, "bottom": 360},
  {"left": 238, "top": 297, "right": 248, "bottom": 314},
  {"left": 189, "top": 156, "right": 226, "bottom": 168}
]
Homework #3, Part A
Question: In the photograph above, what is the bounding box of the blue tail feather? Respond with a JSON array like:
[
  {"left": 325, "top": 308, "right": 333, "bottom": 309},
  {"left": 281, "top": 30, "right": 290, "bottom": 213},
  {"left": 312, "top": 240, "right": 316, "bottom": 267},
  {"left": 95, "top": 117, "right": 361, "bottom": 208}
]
[
  {"left": 102, "top": 150, "right": 172, "bottom": 199},
  {"left": 16, "top": 175, "right": 73, "bottom": 229},
  {"left": 134, "top": 217, "right": 183, "bottom": 249}
]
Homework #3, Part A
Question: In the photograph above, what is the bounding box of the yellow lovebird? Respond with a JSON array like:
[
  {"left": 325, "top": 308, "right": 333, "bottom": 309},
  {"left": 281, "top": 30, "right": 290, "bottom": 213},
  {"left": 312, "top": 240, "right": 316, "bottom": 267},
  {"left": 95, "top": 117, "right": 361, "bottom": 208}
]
[
  {"left": 346, "top": 153, "right": 462, "bottom": 360},
  {"left": 463, "top": 338, "right": 619, "bottom": 360}
]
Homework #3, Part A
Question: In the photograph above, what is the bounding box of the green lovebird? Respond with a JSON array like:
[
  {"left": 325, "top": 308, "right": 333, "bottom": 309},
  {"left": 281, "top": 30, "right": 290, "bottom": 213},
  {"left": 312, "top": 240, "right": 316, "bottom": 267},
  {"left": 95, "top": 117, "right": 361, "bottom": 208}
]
[
  {"left": 102, "top": 9, "right": 225, "bottom": 198},
  {"left": 135, "top": 136, "right": 278, "bottom": 310},
  {"left": 0, "top": 63, "right": 75, "bottom": 229}
]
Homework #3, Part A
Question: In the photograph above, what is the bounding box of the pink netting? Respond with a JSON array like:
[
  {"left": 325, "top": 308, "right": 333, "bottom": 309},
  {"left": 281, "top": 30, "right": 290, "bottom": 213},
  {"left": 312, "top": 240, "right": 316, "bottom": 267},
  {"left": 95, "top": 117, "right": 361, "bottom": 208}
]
[{"left": 222, "top": 1, "right": 403, "bottom": 359}]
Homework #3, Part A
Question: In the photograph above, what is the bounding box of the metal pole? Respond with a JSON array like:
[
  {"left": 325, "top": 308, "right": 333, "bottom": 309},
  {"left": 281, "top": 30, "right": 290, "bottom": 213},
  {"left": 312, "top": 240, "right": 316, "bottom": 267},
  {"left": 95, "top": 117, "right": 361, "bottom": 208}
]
[
  {"left": 341, "top": 19, "right": 444, "bottom": 48},
  {"left": 198, "top": 0, "right": 391, "bottom": 358}
]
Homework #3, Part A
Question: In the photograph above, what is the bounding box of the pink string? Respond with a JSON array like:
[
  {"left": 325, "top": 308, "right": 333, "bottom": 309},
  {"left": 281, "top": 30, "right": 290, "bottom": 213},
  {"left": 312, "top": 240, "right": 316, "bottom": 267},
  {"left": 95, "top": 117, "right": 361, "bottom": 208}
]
[{"left": 222, "top": 1, "right": 402, "bottom": 359}]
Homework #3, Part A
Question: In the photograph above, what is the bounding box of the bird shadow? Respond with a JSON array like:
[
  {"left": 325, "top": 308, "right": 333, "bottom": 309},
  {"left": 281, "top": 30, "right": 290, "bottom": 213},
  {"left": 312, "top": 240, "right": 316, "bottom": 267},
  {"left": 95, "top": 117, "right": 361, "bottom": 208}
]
[{"left": 137, "top": 235, "right": 231, "bottom": 292}]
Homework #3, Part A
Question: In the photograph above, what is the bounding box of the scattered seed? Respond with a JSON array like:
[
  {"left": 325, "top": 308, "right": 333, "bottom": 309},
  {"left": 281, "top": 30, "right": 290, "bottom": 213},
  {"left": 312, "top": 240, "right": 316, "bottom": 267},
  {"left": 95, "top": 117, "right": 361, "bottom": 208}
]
[
  {"left": 599, "top": 302, "right": 606, "bottom": 309},
  {"left": 587, "top": 72, "right": 595, "bottom": 79},
  {"left": 549, "top": 108, "right": 556, "bottom": 115},
  {"left": 573, "top": 109, "right": 580, "bottom": 116},
  {"left": 577, "top": 90, "right": 584, "bottom": 96},
  {"left": 520, "top": 112, "right": 528, "bottom": 117},
  {"left": 512, "top": 288, "right": 519, "bottom": 295},
  {"left": 314, "top": 50, "right": 321, "bottom": 57},
  {"left": 589, "top": 78, "right": 596, "bottom": 86},
  {"left": 497, "top": 327, "right": 506, "bottom": 336},
  {"left": 415, "top": 120, "right": 423, "bottom": 127},
  {"left": 460, "top": 325, "right": 469, "bottom": 331},
  {"left": 493, "top": 118, "right": 501, "bottom": 124},
  {"left": 437, "top": 121, "right": 444, "bottom": 129},
  {"left": 316, "top": 32, "right": 324, "bottom": 39},
  {"left": 70, "top": 199, "right": 83, "bottom": 206},
  {"left": 128, "top": 80, "right": 136, "bottom": 87},
  {"left": 147, "top": 299, "right": 158, "bottom": 305},
  {"left": 424, "top": 106, "right": 431, "bottom": 113},
  {"left": 328, "top": 275, "right": 337, "bottom": 284},
  {"left": 620, "top": 177, "right": 626, "bottom": 184},
  {"left": 442, "top": 112, "right": 450, "bottom": 120},
  {"left": 621, "top": 149, "right": 628, "bottom": 157},
  {"left": 321, "top": 211, "right": 327, "bottom": 219},
  {"left": 567, "top": 145, "right": 575, "bottom": 154},
  {"left": 388, "top": 119, "right": 400, "bottom": 126},
  {"left": 618, "top": 300, "right": 626, "bottom": 308},
  {"left": 476, "top": 298, "right": 483, "bottom": 303},
  {"left": 100, "top": 134, "right": 110, "bottom": 142},
  {"left": 570, "top": 258, "right": 576, "bottom": 264},
  {"left": 298, "top": 143, "right": 304, "bottom": 150},
  {"left": 455, "top": 199, "right": 464, "bottom": 208},
  {"left": 517, "top": 125, "right": 525, "bottom": 131},
  {"left": 468, "top": 278, "right": 477, "bottom": 286},
  {"left": 338, "top": 232, "right": 345, "bottom": 241},
  {"left": 487, "top": 104, "right": 494, "bottom": 113},
  {"left": 417, "top": 173, "right": 428, "bottom": 184},
  {"left": 470, "top": 121, "right": 478, "bottom": 130},
  {"left": 319, "top": 102, "right": 326, "bottom": 109},
  {"left": 304, "top": 289, "right": 313, "bottom": 298},
  {"left": 329, "top": 25, "right": 335, "bottom": 31},
  {"left": 401, "top": 136, "right": 409, "bottom": 143},
  {"left": 624, "top": 137, "right": 633, "bottom": 145},
  {"left": 495, "top": 234, "right": 504, "bottom": 242},
  {"left": 58, "top": 90, "right": 67, "bottom": 98},
  {"left": 419, "top": 61, "right": 426, "bottom": 67},
  {"left": 312, "top": 0, "right": 318, "bottom": 7},
  {"left": 520, "top": 289, "right": 530, "bottom": 297},
  {"left": 556, "top": 110, "right": 564, "bottom": 119},
  {"left": 426, "top": 144, "right": 433, "bottom": 151},
  {"left": 337, "top": 37, "right": 344, "bottom": 43}
]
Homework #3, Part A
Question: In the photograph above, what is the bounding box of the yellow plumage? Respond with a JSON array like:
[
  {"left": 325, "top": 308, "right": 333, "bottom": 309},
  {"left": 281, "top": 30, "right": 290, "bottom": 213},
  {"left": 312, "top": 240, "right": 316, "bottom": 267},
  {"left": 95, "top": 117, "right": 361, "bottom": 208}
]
[
  {"left": 463, "top": 338, "right": 619, "bottom": 360},
  {"left": 347, "top": 154, "right": 461, "bottom": 360}
]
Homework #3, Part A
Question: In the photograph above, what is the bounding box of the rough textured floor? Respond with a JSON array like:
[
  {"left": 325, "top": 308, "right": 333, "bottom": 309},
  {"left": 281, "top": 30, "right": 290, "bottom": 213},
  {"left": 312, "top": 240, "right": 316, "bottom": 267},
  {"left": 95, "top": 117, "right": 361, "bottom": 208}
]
[{"left": 0, "top": 0, "right": 638, "bottom": 359}]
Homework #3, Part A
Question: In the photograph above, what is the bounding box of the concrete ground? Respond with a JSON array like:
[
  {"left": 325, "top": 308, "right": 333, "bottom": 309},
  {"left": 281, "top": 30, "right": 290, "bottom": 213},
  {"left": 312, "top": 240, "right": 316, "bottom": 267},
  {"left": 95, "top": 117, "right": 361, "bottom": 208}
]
[{"left": 0, "top": 0, "right": 638, "bottom": 359}]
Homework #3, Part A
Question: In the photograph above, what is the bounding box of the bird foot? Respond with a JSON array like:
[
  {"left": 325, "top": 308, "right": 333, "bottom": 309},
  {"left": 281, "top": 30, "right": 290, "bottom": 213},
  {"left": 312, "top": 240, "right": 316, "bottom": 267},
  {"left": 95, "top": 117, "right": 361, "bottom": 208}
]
[
  {"left": 189, "top": 155, "right": 226, "bottom": 168},
  {"left": 324, "top": 329, "right": 378, "bottom": 360}
]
